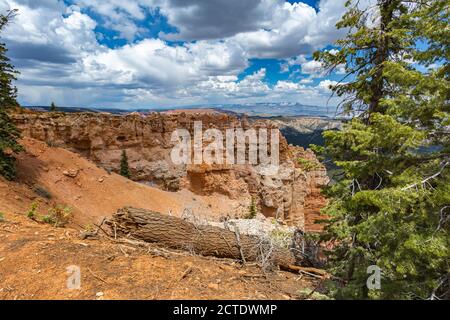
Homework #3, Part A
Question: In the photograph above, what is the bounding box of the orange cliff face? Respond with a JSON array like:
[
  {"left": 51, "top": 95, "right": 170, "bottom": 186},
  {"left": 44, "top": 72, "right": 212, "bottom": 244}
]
[{"left": 11, "top": 110, "right": 329, "bottom": 230}]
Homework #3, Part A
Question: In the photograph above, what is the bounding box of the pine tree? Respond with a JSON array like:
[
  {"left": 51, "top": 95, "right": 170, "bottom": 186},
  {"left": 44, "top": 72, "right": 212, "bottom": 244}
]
[
  {"left": 0, "top": 9, "right": 22, "bottom": 180},
  {"left": 247, "top": 196, "right": 257, "bottom": 219},
  {"left": 120, "top": 150, "right": 131, "bottom": 179},
  {"left": 313, "top": 0, "right": 449, "bottom": 299},
  {"left": 50, "top": 101, "right": 57, "bottom": 112}
]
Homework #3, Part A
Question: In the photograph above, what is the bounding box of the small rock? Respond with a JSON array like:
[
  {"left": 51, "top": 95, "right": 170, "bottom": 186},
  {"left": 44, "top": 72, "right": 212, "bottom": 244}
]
[
  {"left": 63, "top": 169, "right": 78, "bottom": 178},
  {"left": 98, "top": 177, "right": 104, "bottom": 183},
  {"left": 207, "top": 283, "right": 219, "bottom": 290},
  {"left": 96, "top": 292, "right": 104, "bottom": 297}
]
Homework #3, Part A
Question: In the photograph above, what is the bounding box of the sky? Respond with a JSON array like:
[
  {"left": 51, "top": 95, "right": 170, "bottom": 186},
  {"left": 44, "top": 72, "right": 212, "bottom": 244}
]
[{"left": 0, "top": 0, "right": 351, "bottom": 109}]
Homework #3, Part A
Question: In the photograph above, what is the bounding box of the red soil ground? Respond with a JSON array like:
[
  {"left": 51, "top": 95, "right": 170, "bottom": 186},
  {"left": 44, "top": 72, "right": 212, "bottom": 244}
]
[{"left": 0, "top": 138, "right": 317, "bottom": 299}]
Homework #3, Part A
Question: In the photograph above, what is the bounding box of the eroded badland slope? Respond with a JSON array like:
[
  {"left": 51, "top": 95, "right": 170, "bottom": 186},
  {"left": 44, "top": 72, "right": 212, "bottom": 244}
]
[
  {"left": 0, "top": 138, "right": 318, "bottom": 299},
  {"left": 0, "top": 110, "right": 329, "bottom": 299}
]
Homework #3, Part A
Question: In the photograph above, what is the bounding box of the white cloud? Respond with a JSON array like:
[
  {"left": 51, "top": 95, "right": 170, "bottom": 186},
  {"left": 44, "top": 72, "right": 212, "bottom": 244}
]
[
  {"left": 80, "top": 38, "right": 248, "bottom": 90},
  {"left": 1, "top": 0, "right": 349, "bottom": 108},
  {"left": 317, "top": 79, "right": 338, "bottom": 92},
  {"left": 274, "top": 80, "right": 303, "bottom": 92},
  {"left": 299, "top": 78, "right": 313, "bottom": 84},
  {"left": 301, "top": 60, "right": 325, "bottom": 77},
  {"left": 72, "top": 0, "right": 149, "bottom": 40},
  {"left": 74, "top": 0, "right": 348, "bottom": 59}
]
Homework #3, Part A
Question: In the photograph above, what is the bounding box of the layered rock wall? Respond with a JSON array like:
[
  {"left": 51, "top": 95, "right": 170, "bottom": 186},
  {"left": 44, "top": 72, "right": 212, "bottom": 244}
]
[{"left": 12, "top": 110, "right": 328, "bottom": 229}]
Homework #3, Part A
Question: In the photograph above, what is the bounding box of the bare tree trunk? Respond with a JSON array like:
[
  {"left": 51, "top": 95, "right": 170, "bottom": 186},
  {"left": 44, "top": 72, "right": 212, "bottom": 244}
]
[{"left": 106, "top": 207, "right": 300, "bottom": 269}]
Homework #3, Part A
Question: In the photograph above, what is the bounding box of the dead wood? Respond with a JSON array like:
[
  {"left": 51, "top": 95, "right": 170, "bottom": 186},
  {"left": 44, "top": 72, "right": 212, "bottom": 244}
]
[{"left": 106, "top": 207, "right": 301, "bottom": 269}]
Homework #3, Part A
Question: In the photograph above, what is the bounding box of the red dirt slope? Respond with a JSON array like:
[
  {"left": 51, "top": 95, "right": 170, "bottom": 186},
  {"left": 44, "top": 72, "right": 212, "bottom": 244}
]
[{"left": 1, "top": 138, "right": 246, "bottom": 227}]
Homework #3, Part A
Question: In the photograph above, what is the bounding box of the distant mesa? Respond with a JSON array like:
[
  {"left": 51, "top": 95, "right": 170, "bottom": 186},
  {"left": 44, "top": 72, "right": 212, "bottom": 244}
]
[{"left": 23, "top": 102, "right": 342, "bottom": 118}]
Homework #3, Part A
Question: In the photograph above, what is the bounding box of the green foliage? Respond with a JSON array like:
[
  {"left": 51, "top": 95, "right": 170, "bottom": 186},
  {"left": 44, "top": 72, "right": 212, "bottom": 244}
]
[
  {"left": 120, "top": 150, "right": 131, "bottom": 178},
  {"left": 42, "top": 205, "right": 72, "bottom": 227},
  {"left": 40, "top": 214, "right": 54, "bottom": 224},
  {"left": 297, "top": 158, "right": 321, "bottom": 172},
  {"left": 297, "top": 288, "right": 333, "bottom": 300},
  {"left": 0, "top": 110, "right": 23, "bottom": 180},
  {"left": 26, "top": 202, "right": 39, "bottom": 220},
  {"left": 314, "top": 0, "right": 449, "bottom": 299},
  {"left": 246, "top": 196, "right": 258, "bottom": 219},
  {"left": 50, "top": 101, "right": 57, "bottom": 112},
  {"left": 0, "top": 211, "right": 5, "bottom": 222},
  {"left": 84, "top": 223, "right": 95, "bottom": 233},
  {"left": 0, "top": 9, "right": 22, "bottom": 180},
  {"left": 0, "top": 10, "right": 19, "bottom": 108}
]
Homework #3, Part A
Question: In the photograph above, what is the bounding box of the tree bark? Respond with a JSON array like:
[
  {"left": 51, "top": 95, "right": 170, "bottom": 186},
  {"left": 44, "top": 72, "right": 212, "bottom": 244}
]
[{"left": 106, "top": 207, "right": 299, "bottom": 269}]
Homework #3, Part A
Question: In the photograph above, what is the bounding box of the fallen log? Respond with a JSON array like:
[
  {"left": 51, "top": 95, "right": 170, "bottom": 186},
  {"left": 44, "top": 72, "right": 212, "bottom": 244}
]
[
  {"left": 284, "top": 265, "right": 331, "bottom": 278},
  {"left": 106, "top": 207, "right": 301, "bottom": 269}
]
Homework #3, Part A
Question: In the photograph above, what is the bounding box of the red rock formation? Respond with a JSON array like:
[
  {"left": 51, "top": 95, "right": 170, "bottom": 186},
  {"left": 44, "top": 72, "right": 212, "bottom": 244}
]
[{"left": 12, "top": 110, "right": 328, "bottom": 230}]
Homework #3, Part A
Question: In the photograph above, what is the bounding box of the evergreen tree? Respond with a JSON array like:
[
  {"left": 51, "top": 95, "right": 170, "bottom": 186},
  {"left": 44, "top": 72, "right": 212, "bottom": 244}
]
[
  {"left": 120, "top": 150, "right": 131, "bottom": 179},
  {"left": 248, "top": 196, "right": 257, "bottom": 219},
  {"left": 0, "top": 9, "right": 22, "bottom": 180},
  {"left": 313, "top": 0, "right": 449, "bottom": 299},
  {"left": 50, "top": 101, "right": 57, "bottom": 112}
]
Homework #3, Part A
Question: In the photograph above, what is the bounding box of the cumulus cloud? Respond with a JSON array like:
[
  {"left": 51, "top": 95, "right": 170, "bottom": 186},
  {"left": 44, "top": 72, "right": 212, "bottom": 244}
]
[
  {"left": 0, "top": 0, "right": 350, "bottom": 108},
  {"left": 81, "top": 38, "right": 248, "bottom": 89},
  {"left": 317, "top": 79, "right": 338, "bottom": 93},
  {"left": 158, "top": 0, "right": 348, "bottom": 59},
  {"left": 158, "top": 0, "right": 283, "bottom": 41},
  {"left": 301, "top": 60, "right": 326, "bottom": 77}
]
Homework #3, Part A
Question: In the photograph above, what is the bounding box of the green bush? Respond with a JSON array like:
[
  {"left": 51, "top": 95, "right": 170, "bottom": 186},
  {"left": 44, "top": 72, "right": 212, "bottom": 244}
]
[
  {"left": 44, "top": 205, "right": 72, "bottom": 227},
  {"left": 26, "top": 202, "right": 39, "bottom": 220},
  {"left": 297, "top": 288, "right": 333, "bottom": 300},
  {"left": 297, "top": 158, "right": 320, "bottom": 172}
]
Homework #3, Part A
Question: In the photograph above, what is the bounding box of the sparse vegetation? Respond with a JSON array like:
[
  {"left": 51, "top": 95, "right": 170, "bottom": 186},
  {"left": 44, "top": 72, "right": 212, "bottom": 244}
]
[
  {"left": 120, "top": 150, "right": 131, "bottom": 178},
  {"left": 297, "top": 158, "right": 320, "bottom": 172},
  {"left": 26, "top": 202, "right": 39, "bottom": 220},
  {"left": 43, "top": 205, "right": 72, "bottom": 227},
  {"left": 297, "top": 288, "right": 332, "bottom": 300},
  {"left": 26, "top": 202, "right": 72, "bottom": 227},
  {"left": 50, "top": 101, "right": 57, "bottom": 112},
  {"left": 0, "top": 211, "right": 5, "bottom": 222},
  {"left": 269, "top": 228, "right": 293, "bottom": 248},
  {"left": 84, "top": 223, "right": 96, "bottom": 233},
  {"left": 246, "top": 197, "right": 258, "bottom": 219}
]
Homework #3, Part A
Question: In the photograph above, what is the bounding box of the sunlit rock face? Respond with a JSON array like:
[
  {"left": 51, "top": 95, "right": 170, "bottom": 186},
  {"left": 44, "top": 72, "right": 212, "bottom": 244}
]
[{"left": 12, "top": 110, "right": 328, "bottom": 230}]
